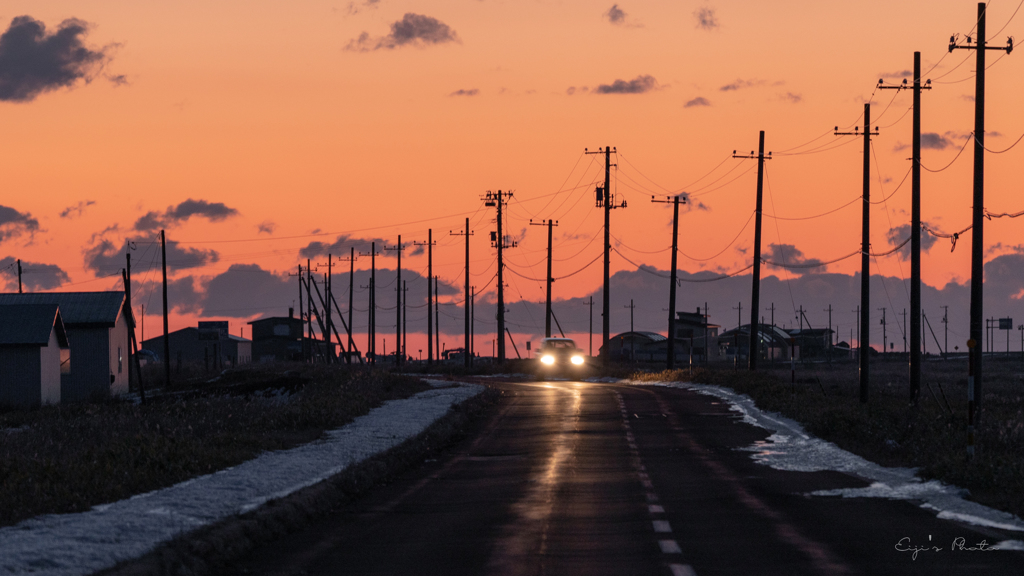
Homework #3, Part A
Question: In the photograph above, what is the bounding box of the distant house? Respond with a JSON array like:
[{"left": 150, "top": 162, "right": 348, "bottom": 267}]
[
  {"left": 0, "top": 292, "right": 131, "bottom": 401},
  {"left": 601, "top": 331, "right": 666, "bottom": 361},
  {"left": 719, "top": 324, "right": 794, "bottom": 362},
  {"left": 0, "top": 304, "right": 69, "bottom": 408},
  {"left": 248, "top": 314, "right": 305, "bottom": 362},
  {"left": 672, "top": 308, "right": 721, "bottom": 361},
  {"left": 141, "top": 321, "right": 251, "bottom": 372}
]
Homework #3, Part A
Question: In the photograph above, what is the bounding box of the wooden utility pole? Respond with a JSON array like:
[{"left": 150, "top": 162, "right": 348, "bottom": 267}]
[
  {"left": 837, "top": 105, "right": 878, "bottom": 403},
  {"left": 359, "top": 243, "right": 379, "bottom": 363},
  {"left": 529, "top": 218, "right": 559, "bottom": 337},
  {"left": 880, "top": 53, "right": 930, "bottom": 403},
  {"left": 950, "top": 4, "right": 1013, "bottom": 412},
  {"left": 653, "top": 194, "right": 684, "bottom": 369},
  {"left": 733, "top": 133, "right": 771, "bottom": 370},
  {"left": 413, "top": 231, "right": 437, "bottom": 364},
  {"left": 16, "top": 259, "right": 22, "bottom": 293},
  {"left": 586, "top": 146, "right": 623, "bottom": 365},
  {"left": 384, "top": 237, "right": 405, "bottom": 366},
  {"left": 344, "top": 248, "right": 357, "bottom": 361},
  {"left": 879, "top": 307, "right": 888, "bottom": 360},
  {"left": 123, "top": 253, "right": 144, "bottom": 403},
  {"left": 484, "top": 190, "right": 515, "bottom": 362},
  {"left": 451, "top": 220, "right": 473, "bottom": 367},
  {"left": 161, "top": 230, "right": 170, "bottom": 387}
]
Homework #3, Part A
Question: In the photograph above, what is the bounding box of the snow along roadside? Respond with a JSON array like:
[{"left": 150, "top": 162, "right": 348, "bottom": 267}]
[
  {"left": 0, "top": 380, "right": 483, "bottom": 576},
  {"left": 630, "top": 380, "right": 1024, "bottom": 550}
]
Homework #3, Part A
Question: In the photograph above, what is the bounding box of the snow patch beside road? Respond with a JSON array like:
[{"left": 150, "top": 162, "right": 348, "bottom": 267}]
[
  {"left": 0, "top": 380, "right": 482, "bottom": 576},
  {"left": 636, "top": 380, "right": 1024, "bottom": 536}
]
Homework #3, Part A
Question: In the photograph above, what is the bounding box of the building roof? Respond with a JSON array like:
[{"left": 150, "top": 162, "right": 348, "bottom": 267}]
[
  {"left": 0, "top": 292, "right": 125, "bottom": 327},
  {"left": 247, "top": 316, "right": 302, "bottom": 325},
  {"left": 0, "top": 304, "right": 68, "bottom": 346},
  {"left": 613, "top": 331, "right": 667, "bottom": 342}
]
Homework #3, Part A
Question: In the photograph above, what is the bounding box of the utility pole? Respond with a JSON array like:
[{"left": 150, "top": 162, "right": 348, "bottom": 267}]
[
  {"left": 402, "top": 280, "right": 408, "bottom": 362},
  {"left": 951, "top": 3, "right": 1014, "bottom": 412},
  {"left": 880, "top": 52, "right": 931, "bottom": 404},
  {"left": 470, "top": 285, "right": 476, "bottom": 365},
  {"left": 435, "top": 276, "right": 440, "bottom": 359},
  {"left": 359, "top": 243, "right": 379, "bottom": 364},
  {"left": 879, "top": 307, "right": 888, "bottom": 361},
  {"left": 941, "top": 305, "right": 949, "bottom": 360},
  {"left": 289, "top": 265, "right": 306, "bottom": 361},
  {"left": 16, "top": 259, "right": 22, "bottom": 293},
  {"left": 124, "top": 252, "right": 144, "bottom": 403},
  {"left": 483, "top": 190, "right": 516, "bottom": 362},
  {"left": 347, "top": 248, "right": 356, "bottom": 361},
  {"left": 901, "top": 308, "right": 908, "bottom": 353},
  {"left": 825, "top": 304, "right": 833, "bottom": 365},
  {"left": 306, "top": 259, "right": 313, "bottom": 362},
  {"left": 837, "top": 105, "right": 878, "bottom": 403},
  {"left": 733, "top": 132, "right": 771, "bottom": 370},
  {"left": 585, "top": 146, "right": 623, "bottom": 365},
  {"left": 317, "top": 255, "right": 335, "bottom": 363},
  {"left": 451, "top": 220, "right": 473, "bottom": 367},
  {"left": 624, "top": 299, "right": 636, "bottom": 361},
  {"left": 589, "top": 296, "right": 594, "bottom": 357},
  {"left": 529, "top": 218, "right": 559, "bottom": 337},
  {"left": 653, "top": 194, "right": 684, "bottom": 369},
  {"left": 413, "top": 231, "right": 436, "bottom": 364},
  {"left": 385, "top": 237, "right": 404, "bottom": 366},
  {"left": 161, "top": 230, "right": 170, "bottom": 387}
]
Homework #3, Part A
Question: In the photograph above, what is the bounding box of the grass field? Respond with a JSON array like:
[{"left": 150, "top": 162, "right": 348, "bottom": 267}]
[
  {"left": 633, "top": 357, "right": 1024, "bottom": 520},
  {"left": 0, "top": 365, "right": 428, "bottom": 528}
]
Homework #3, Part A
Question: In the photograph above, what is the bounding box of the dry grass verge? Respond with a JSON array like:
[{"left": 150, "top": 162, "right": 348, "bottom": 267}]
[
  {"left": 633, "top": 359, "right": 1024, "bottom": 520},
  {"left": 0, "top": 365, "right": 429, "bottom": 528}
]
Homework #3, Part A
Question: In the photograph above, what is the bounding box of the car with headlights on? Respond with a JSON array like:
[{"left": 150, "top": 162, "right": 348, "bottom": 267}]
[{"left": 536, "top": 337, "right": 586, "bottom": 372}]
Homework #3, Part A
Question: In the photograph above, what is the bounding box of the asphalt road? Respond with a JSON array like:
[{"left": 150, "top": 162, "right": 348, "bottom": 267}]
[{"left": 227, "top": 381, "right": 1023, "bottom": 575}]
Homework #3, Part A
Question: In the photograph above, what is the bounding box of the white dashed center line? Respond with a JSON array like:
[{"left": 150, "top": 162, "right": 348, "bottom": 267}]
[{"left": 615, "top": 391, "right": 698, "bottom": 576}]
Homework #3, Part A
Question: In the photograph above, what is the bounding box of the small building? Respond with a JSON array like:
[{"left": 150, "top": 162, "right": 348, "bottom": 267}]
[
  {"left": 787, "top": 328, "right": 835, "bottom": 360},
  {"left": 719, "top": 324, "right": 794, "bottom": 362},
  {"left": 248, "top": 315, "right": 305, "bottom": 362},
  {"left": 0, "top": 292, "right": 132, "bottom": 401},
  {"left": 601, "top": 331, "right": 666, "bottom": 361},
  {"left": 141, "top": 323, "right": 251, "bottom": 372},
  {"left": 0, "top": 304, "right": 69, "bottom": 408},
  {"left": 672, "top": 308, "right": 721, "bottom": 361}
]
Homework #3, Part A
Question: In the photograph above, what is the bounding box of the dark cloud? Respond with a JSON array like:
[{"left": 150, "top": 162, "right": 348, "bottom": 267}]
[
  {"left": 694, "top": 7, "right": 719, "bottom": 30},
  {"left": 720, "top": 78, "right": 765, "bottom": 91},
  {"left": 0, "top": 204, "right": 40, "bottom": 243},
  {"left": 566, "top": 86, "right": 590, "bottom": 96},
  {"left": 607, "top": 4, "right": 627, "bottom": 24},
  {"left": 299, "top": 234, "right": 424, "bottom": 260},
  {"left": 678, "top": 192, "right": 709, "bottom": 212},
  {"left": 764, "top": 243, "right": 823, "bottom": 275},
  {"left": 59, "top": 199, "right": 95, "bottom": 219},
  {"left": 135, "top": 275, "right": 203, "bottom": 316},
  {"left": 684, "top": 96, "right": 710, "bottom": 108},
  {"left": 84, "top": 232, "right": 219, "bottom": 275},
  {"left": 0, "top": 16, "right": 111, "bottom": 102},
  {"left": 257, "top": 221, "right": 275, "bottom": 235},
  {"left": 449, "top": 88, "right": 479, "bottom": 96},
  {"left": 886, "top": 223, "right": 938, "bottom": 258},
  {"left": 879, "top": 69, "right": 912, "bottom": 80},
  {"left": 200, "top": 264, "right": 295, "bottom": 318},
  {"left": 344, "top": 0, "right": 381, "bottom": 16},
  {"left": 346, "top": 13, "right": 459, "bottom": 52},
  {"left": 133, "top": 198, "right": 240, "bottom": 231},
  {"left": 106, "top": 73, "right": 128, "bottom": 87},
  {"left": 894, "top": 132, "right": 953, "bottom": 151},
  {"left": 0, "top": 256, "right": 69, "bottom": 290},
  {"left": 780, "top": 92, "right": 802, "bottom": 103},
  {"left": 594, "top": 74, "right": 659, "bottom": 94}
]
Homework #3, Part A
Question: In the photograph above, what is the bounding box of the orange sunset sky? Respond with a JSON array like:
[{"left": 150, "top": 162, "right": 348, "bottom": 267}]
[{"left": 1, "top": 0, "right": 1023, "bottom": 355}]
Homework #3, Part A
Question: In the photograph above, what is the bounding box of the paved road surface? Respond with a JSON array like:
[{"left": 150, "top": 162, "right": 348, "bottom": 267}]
[{"left": 227, "top": 381, "right": 1023, "bottom": 575}]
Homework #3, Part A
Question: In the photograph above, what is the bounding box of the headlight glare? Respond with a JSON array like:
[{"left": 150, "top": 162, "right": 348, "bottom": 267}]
[
  {"left": 541, "top": 354, "right": 555, "bottom": 365},
  {"left": 571, "top": 355, "right": 584, "bottom": 365}
]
